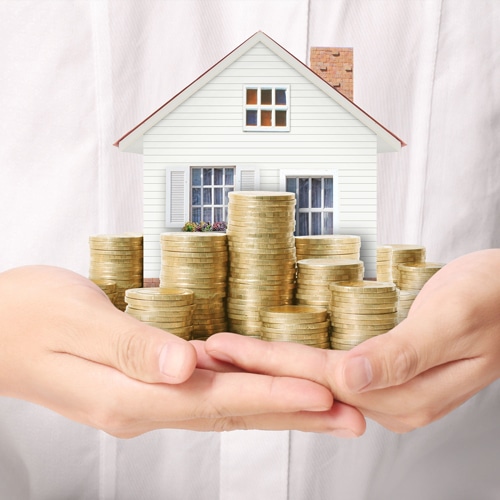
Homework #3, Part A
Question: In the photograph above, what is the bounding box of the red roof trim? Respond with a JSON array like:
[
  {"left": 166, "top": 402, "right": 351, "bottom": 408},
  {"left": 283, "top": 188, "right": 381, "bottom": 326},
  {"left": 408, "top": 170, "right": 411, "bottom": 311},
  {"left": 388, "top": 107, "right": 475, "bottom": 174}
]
[{"left": 114, "top": 31, "right": 405, "bottom": 149}]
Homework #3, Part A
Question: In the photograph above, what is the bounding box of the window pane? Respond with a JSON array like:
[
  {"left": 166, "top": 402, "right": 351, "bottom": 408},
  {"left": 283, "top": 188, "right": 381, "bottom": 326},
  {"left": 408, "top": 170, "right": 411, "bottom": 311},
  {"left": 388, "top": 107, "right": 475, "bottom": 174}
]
[
  {"left": 214, "top": 207, "right": 223, "bottom": 222},
  {"left": 286, "top": 177, "right": 296, "bottom": 193},
  {"left": 203, "top": 207, "right": 212, "bottom": 223},
  {"left": 311, "top": 212, "right": 321, "bottom": 235},
  {"left": 324, "top": 178, "right": 333, "bottom": 208},
  {"left": 275, "top": 88, "right": 286, "bottom": 105},
  {"left": 275, "top": 110, "right": 287, "bottom": 127},
  {"left": 192, "top": 187, "right": 201, "bottom": 206},
  {"left": 261, "top": 110, "right": 272, "bottom": 126},
  {"left": 214, "top": 168, "right": 223, "bottom": 185},
  {"left": 214, "top": 187, "right": 223, "bottom": 205},
  {"left": 192, "top": 168, "right": 201, "bottom": 186},
  {"left": 261, "top": 88, "right": 272, "bottom": 105},
  {"left": 246, "top": 110, "right": 257, "bottom": 126},
  {"left": 311, "top": 178, "right": 322, "bottom": 208},
  {"left": 203, "top": 168, "right": 212, "bottom": 186},
  {"left": 246, "top": 88, "right": 257, "bottom": 105},
  {"left": 224, "top": 187, "right": 233, "bottom": 204},
  {"left": 192, "top": 207, "right": 201, "bottom": 222},
  {"left": 298, "top": 212, "right": 308, "bottom": 236},
  {"left": 298, "top": 178, "right": 309, "bottom": 209},
  {"left": 323, "top": 212, "right": 333, "bottom": 234},
  {"left": 203, "top": 187, "right": 212, "bottom": 205},
  {"left": 225, "top": 168, "right": 234, "bottom": 185}
]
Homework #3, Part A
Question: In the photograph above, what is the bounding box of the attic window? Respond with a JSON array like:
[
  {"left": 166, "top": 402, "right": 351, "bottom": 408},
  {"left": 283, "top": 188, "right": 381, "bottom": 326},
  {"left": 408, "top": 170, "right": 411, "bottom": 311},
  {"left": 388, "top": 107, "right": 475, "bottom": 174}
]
[{"left": 244, "top": 85, "right": 289, "bottom": 131}]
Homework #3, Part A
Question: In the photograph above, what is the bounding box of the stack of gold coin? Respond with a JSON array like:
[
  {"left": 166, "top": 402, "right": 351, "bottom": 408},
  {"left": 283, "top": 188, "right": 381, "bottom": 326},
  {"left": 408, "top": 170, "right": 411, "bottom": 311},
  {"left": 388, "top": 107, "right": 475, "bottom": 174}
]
[
  {"left": 398, "top": 262, "right": 444, "bottom": 291},
  {"left": 396, "top": 262, "right": 444, "bottom": 323},
  {"left": 124, "top": 287, "right": 194, "bottom": 340},
  {"left": 260, "top": 305, "right": 330, "bottom": 348},
  {"left": 226, "top": 191, "right": 297, "bottom": 337},
  {"left": 329, "top": 281, "right": 399, "bottom": 350},
  {"left": 376, "top": 244, "right": 426, "bottom": 286},
  {"left": 295, "top": 259, "right": 364, "bottom": 309},
  {"left": 160, "top": 232, "right": 228, "bottom": 340},
  {"left": 295, "top": 235, "right": 361, "bottom": 261},
  {"left": 90, "top": 279, "right": 117, "bottom": 306},
  {"left": 397, "top": 289, "right": 419, "bottom": 323},
  {"left": 89, "top": 234, "right": 144, "bottom": 311}
]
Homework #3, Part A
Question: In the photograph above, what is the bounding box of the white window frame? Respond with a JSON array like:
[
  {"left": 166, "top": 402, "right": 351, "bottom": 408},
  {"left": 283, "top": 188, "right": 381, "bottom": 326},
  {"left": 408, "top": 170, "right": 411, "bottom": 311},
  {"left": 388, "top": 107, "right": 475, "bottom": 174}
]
[
  {"left": 243, "top": 85, "right": 290, "bottom": 131},
  {"left": 165, "top": 166, "right": 259, "bottom": 228},
  {"left": 189, "top": 166, "right": 236, "bottom": 224},
  {"left": 279, "top": 168, "right": 339, "bottom": 236}
]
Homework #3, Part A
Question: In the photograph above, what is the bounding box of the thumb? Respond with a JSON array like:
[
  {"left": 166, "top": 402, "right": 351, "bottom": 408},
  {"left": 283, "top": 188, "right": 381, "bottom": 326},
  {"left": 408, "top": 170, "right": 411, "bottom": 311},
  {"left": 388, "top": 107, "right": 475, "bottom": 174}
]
[
  {"left": 55, "top": 279, "right": 198, "bottom": 384},
  {"left": 337, "top": 314, "right": 452, "bottom": 393},
  {"left": 111, "top": 319, "right": 198, "bottom": 384}
]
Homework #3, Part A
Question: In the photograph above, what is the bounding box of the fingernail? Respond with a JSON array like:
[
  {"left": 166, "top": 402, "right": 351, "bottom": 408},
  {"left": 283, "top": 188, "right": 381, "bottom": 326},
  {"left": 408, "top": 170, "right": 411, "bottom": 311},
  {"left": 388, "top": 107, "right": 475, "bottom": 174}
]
[
  {"left": 329, "top": 428, "right": 358, "bottom": 439},
  {"left": 344, "top": 356, "right": 373, "bottom": 393},
  {"left": 208, "top": 349, "right": 234, "bottom": 365},
  {"left": 159, "top": 343, "right": 188, "bottom": 381}
]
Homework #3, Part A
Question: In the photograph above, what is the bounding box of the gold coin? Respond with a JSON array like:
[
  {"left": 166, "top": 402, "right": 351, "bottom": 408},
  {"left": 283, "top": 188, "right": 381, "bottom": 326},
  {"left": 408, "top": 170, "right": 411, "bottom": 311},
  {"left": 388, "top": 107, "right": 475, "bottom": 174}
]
[
  {"left": 331, "top": 293, "right": 398, "bottom": 303},
  {"left": 261, "top": 320, "right": 330, "bottom": 331},
  {"left": 229, "top": 190, "right": 295, "bottom": 199},
  {"left": 260, "top": 305, "right": 327, "bottom": 322},
  {"left": 329, "top": 281, "right": 397, "bottom": 293},
  {"left": 125, "top": 287, "right": 194, "bottom": 301},
  {"left": 295, "top": 234, "right": 359, "bottom": 241},
  {"left": 297, "top": 258, "right": 362, "bottom": 267}
]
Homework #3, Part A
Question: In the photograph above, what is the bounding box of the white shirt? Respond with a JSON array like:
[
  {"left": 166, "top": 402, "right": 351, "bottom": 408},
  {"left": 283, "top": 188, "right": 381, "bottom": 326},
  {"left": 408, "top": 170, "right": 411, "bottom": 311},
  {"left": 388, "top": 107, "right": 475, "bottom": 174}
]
[{"left": 1, "top": 1, "right": 499, "bottom": 498}]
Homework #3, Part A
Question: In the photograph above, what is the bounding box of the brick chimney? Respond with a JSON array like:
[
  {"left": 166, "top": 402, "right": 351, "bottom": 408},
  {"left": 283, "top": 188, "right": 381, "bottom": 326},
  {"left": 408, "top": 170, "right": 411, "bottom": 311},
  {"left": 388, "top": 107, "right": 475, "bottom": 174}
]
[{"left": 309, "top": 47, "right": 353, "bottom": 101}]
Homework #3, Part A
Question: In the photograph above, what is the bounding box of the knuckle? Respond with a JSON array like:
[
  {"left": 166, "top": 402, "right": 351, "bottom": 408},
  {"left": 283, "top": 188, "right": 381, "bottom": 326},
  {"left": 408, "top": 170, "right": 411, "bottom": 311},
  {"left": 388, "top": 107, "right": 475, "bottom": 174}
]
[
  {"left": 115, "top": 328, "right": 151, "bottom": 379},
  {"left": 388, "top": 343, "right": 420, "bottom": 385},
  {"left": 389, "top": 404, "right": 438, "bottom": 433},
  {"left": 88, "top": 401, "right": 134, "bottom": 438},
  {"left": 211, "top": 416, "right": 249, "bottom": 433}
]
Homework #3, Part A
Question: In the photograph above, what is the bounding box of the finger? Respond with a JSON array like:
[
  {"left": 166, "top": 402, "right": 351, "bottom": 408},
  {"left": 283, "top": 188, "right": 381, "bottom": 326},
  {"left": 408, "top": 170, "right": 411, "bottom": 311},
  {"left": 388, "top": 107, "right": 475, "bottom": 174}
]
[
  {"left": 334, "top": 308, "right": 472, "bottom": 394},
  {"left": 347, "top": 357, "right": 490, "bottom": 433},
  {"left": 143, "top": 402, "right": 366, "bottom": 438},
  {"left": 206, "top": 332, "right": 340, "bottom": 387},
  {"left": 30, "top": 352, "right": 336, "bottom": 437},
  {"left": 191, "top": 339, "right": 243, "bottom": 372},
  {"left": 27, "top": 266, "right": 199, "bottom": 385},
  {"left": 64, "top": 303, "right": 198, "bottom": 384},
  {"left": 342, "top": 250, "right": 500, "bottom": 394}
]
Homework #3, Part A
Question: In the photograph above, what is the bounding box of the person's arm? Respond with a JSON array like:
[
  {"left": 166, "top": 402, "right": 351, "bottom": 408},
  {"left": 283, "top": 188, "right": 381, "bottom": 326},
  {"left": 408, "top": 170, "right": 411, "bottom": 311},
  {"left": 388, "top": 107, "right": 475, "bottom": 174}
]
[
  {"left": 207, "top": 249, "right": 500, "bottom": 432},
  {"left": 0, "top": 265, "right": 365, "bottom": 437}
]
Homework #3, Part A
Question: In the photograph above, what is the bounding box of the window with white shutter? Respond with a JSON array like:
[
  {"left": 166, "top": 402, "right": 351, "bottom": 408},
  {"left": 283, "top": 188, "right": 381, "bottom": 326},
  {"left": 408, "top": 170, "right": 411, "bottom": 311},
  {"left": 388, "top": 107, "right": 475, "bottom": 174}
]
[
  {"left": 166, "top": 166, "right": 259, "bottom": 226},
  {"left": 165, "top": 167, "right": 189, "bottom": 228}
]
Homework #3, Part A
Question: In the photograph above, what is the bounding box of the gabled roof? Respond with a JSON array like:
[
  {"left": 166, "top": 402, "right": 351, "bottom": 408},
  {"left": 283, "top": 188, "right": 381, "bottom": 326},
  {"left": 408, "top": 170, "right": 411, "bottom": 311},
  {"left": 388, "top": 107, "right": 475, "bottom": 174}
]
[{"left": 114, "top": 31, "right": 405, "bottom": 154}]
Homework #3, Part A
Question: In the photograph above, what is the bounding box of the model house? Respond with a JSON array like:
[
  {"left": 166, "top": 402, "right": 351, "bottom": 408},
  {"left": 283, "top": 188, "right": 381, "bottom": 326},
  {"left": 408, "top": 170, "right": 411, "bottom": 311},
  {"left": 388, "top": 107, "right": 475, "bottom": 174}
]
[{"left": 115, "top": 31, "right": 404, "bottom": 281}]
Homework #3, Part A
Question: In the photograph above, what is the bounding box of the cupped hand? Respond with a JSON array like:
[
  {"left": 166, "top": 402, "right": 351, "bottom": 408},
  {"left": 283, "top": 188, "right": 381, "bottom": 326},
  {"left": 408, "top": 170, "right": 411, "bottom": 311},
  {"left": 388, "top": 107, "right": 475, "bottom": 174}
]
[
  {"left": 207, "top": 249, "right": 500, "bottom": 433},
  {"left": 0, "top": 265, "right": 365, "bottom": 438}
]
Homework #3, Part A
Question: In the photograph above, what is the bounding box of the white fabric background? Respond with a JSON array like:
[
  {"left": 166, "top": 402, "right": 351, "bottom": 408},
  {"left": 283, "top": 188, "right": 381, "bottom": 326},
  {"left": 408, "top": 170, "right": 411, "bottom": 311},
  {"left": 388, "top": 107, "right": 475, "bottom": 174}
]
[{"left": 0, "top": 1, "right": 499, "bottom": 499}]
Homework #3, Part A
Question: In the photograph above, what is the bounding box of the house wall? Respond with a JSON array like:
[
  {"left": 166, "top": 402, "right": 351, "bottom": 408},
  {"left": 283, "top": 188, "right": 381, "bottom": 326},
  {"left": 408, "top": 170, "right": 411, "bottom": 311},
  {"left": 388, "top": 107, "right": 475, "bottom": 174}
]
[{"left": 142, "top": 42, "right": 378, "bottom": 278}]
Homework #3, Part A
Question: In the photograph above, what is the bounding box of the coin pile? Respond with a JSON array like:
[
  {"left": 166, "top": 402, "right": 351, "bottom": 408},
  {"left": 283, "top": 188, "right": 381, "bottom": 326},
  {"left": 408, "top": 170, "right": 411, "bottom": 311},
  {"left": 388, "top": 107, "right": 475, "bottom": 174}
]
[
  {"left": 397, "top": 289, "right": 419, "bottom": 323},
  {"left": 260, "top": 305, "right": 330, "bottom": 348},
  {"left": 90, "top": 279, "right": 117, "bottom": 306},
  {"left": 160, "top": 232, "right": 228, "bottom": 340},
  {"left": 295, "top": 259, "right": 364, "bottom": 309},
  {"left": 295, "top": 235, "right": 361, "bottom": 261},
  {"left": 88, "top": 234, "right": 144, "bottom": 311},
  {"left": 226, "top": 191, "right": 297, "bottom": 337},
  {"left": 376, "top": 244, "right": 426, "bottom": 286},
  {"left": 329, "top": 280, "right": 399, "bottom": 350},
  {"left": 398, "top": 262, "right": 444, "bottom": 291},
  {"left": 124, "top": 287, "right": 194, "bottom": 340},
  {"left": 396, "top": 262, "right": 444, "bottom": 322}
]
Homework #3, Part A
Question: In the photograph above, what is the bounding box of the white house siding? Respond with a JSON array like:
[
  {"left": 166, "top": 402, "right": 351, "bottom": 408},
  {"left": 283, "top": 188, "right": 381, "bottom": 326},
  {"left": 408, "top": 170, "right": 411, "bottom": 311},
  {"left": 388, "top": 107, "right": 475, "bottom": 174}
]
[{"left": 142, "top": 42, "right": 379, "bottom": 278}]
